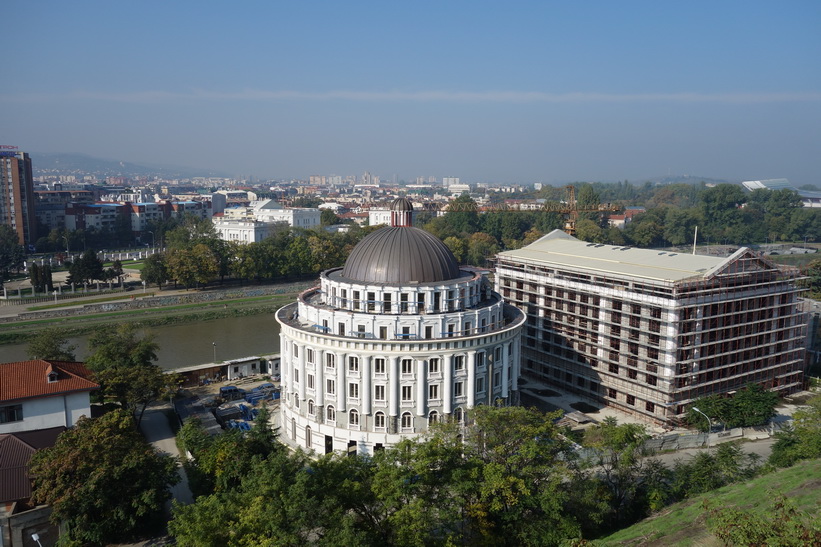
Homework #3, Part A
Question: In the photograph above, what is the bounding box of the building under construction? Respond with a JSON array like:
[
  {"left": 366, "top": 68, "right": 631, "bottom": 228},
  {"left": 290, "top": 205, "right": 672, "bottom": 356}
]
[{"left": 495, "top": 230, "right": 808, "bottom": 425}]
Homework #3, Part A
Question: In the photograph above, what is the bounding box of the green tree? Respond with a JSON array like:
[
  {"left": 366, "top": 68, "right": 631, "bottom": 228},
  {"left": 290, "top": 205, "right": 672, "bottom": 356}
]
[
  {"left": 769, "top": 393, "right": 821, "bottom": 467},
  {"left": 141, "top": 252, "right": 170, "bottom": 289},
  {"left": 66, "top": 249, "right": 105, "bottom": 285},
  {"left": 26, "top": 327, "right": 77, "bottom": 361},
  {"left": 0, "top": 224, "right": 25, "bottom": 284},
  {"left": 466, "top": 232, "right": 499, "bottom": 267},
  {"left": 30, "top": 410, "right": 179, "bottom": 546},
  {"left": 167, "top": 244, "right": 219, "bottom": 289},
  {"left": 320, "top": 208, "right": 340, "bottom": 226},
  {"left": 85, "top": 323, "right": 159, "bottom": 373},
  {"left": 443, "top": 235, "right": 467, "bottom": 263},
  {"left": 575, "top": 218, "right": 605, "bottom": 243}
]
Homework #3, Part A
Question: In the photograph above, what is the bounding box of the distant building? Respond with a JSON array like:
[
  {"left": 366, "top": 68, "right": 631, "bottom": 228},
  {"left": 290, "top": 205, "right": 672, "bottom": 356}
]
[
  {"left": 741, "top": 178, "right": 821, "bottom": 208},
  {"left": 213, "top": 218, "right": 286, "bottom": 244},
  {"left": 496, "top": 230, "right": 808, "bottom": 425},
  {"left": 0, "top": 150, "right": 36, "bottom": 246}
]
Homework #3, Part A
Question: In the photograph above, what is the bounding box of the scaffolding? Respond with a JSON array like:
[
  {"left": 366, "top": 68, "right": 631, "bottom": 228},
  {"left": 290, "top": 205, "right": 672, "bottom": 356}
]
[{"left": 496, "top": 248, "right": 809, "bottom": 426}]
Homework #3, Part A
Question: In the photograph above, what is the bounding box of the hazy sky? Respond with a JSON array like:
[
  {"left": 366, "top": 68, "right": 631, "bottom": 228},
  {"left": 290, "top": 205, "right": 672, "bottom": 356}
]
[{"left": 3, "top": 1, "right": 820, "bottom": 185}]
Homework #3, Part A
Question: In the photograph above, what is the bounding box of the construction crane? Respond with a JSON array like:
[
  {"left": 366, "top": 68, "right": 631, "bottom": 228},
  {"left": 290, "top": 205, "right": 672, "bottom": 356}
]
[{"left": 427, "top": 186, "right": 621, "bottom": 235}]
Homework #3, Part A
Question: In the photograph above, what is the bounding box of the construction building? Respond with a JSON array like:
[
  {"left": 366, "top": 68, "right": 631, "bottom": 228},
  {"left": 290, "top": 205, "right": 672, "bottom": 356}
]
[{"left": 495, "top": 230, "right": 808, "bottom": 425}]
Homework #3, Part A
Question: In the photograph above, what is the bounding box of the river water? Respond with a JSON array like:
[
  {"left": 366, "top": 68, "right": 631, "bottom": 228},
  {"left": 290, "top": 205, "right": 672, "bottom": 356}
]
[{"left": 3, "top": 313, "right": 282, "bottom": 370}]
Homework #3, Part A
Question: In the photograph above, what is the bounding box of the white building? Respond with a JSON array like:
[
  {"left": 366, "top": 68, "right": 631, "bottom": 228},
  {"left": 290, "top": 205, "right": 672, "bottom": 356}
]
[
  {"left": 213, "top": 218, "right": 285, "bottom": 244},
  {"left": 277, "top": 198, "right": 525, "bottom": 456},
  {"left": 0, "top": 360, "right": 99, "bottom": 434}
]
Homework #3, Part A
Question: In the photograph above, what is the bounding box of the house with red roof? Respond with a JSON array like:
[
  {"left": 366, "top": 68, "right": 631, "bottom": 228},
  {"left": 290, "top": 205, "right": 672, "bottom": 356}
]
[{"left": 0, "top": 360, "right": 99, "bottom": 435}]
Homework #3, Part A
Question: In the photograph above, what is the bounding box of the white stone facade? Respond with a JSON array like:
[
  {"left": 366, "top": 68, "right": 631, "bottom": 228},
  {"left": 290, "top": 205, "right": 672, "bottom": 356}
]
[{"left": 277, "top": 267, "right": 525, "bottom": 456}]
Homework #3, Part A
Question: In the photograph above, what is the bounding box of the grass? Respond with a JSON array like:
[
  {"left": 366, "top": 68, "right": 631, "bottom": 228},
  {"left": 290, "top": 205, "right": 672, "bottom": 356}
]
[
  {"left": 27, "top": 292, "right": 154, "bottom": 310},
  {"left": 768, "top": 253, "right": 818, "bottom": 268},
  {"left": 597, "top": 458, "right": 821, "bottom": 546}
]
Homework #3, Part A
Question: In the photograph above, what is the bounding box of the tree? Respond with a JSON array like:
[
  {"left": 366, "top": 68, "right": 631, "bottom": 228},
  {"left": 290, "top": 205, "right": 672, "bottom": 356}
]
[
  {"left": 85, "top": 323, "right": 159, "bottom": 372},
  {"left": 443, "top": 235, "right": 467, "bottom": 263},
  {"left": 26, "top": 327, "right": 77, "bottom": 361},
  {"left": 0, "top": 224, "right": 25, "bottom": 284},
  {"left": 30, "top": 410, "right": 179, "bottom": 546},
  {"left": 769, "top": 393, "right": 821, "bottom": 468},
  {"left": 167, "top": 244, "right": 219, "bottom": 289},
  {"left": 466, "top": 232, "right": 499, "bottom": 267},
  {"left": 66, "top": 249, "right": 105, "bottom": 285},
  {"left": 141, "top": 252, "right": 170, "bottom": 289},
  {"left": 706, "top": 494, "right": 821, "bottom": 545},
  {"left": 688, "top": 384, "right": 778, "bottom": 430},
  {"left": 320, "top": 208, "right": 340, "bottom": 226}
]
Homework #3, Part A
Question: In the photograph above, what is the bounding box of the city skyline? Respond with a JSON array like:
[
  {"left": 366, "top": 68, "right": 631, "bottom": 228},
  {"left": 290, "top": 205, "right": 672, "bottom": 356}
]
[{"left": 2, "top": 2, "right": 820, "bottom": 185}]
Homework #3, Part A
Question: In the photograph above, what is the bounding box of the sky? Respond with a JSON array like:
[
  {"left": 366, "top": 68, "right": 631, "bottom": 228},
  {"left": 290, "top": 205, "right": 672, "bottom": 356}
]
[{"left": 2, "top": 1, "right": 820, "bottom": 185}]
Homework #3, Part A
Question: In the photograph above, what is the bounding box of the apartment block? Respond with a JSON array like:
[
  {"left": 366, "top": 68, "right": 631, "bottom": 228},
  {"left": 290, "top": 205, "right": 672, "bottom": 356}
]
[
  {"left": 495, "top": 230, "right": 808, "bottom": 425},
  {"left": 0, "top": 151, "right": 36, "bottom": 246}
]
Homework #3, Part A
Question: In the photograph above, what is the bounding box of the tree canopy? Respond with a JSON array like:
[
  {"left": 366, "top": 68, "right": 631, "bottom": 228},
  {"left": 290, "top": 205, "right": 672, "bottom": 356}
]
[{"left": 30, "top": 409, "right": 179, "bottom": 546}]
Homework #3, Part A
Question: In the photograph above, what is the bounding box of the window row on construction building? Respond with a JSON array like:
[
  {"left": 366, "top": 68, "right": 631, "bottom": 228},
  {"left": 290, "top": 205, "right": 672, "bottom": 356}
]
[{"left": 495, "top": 230, "right": 808, "bottom": 425}]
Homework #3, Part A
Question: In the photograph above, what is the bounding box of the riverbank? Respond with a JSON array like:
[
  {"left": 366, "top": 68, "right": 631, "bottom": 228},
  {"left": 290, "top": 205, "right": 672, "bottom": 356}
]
[{"left": 0, "top": 280, "right": 314, "bottom": 345}]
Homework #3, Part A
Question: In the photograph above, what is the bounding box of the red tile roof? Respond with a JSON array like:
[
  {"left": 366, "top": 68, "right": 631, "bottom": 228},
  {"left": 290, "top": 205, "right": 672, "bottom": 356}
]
[
  {"left": 0, "top": 360, "right": 99, "bottom": 403},
  {"left": 0, "top": 427, "right": 65, "bottom": 503}
]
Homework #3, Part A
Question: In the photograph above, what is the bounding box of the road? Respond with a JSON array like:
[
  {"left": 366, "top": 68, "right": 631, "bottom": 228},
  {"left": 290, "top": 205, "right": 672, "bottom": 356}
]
[
  {"left": 139, "top": 404, "right": 195, "bottom": 509},
  {"left": 649, "top": 436, "right": 777, "bottom": 466}
]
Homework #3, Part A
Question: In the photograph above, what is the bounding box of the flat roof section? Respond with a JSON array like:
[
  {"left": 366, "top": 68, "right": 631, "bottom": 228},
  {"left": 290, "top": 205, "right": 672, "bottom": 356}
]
[{"left": 497, "top": 230, "right": 726, "bottom": 284}]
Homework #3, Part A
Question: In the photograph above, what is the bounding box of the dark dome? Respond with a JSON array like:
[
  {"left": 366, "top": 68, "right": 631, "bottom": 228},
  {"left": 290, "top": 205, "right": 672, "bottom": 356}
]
[
  {"left": 342, "top": 226, "right": 461, "bottom": 284},
  {"left": 391, "top": 197, "right": 414, "bottom": 211}
]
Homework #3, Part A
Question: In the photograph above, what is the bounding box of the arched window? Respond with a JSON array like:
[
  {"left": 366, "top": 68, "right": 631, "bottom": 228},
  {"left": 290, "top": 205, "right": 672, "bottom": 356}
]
[
  {"left": 308, "top": 399, "right": 315, "bottom": 416},
  {"left": 326, "top": 405, "right": 336, "bottom": 422},
  {"left": 349, "top": 409, "right": 359, "bottom": 427},
  {"left": 305, "top": 426, "right": 312, "bottom": 449},
  {"left": 401, "top": 412, "right": 413, "bottom": 432},
  {"left": 454, "top": 407, "right": 464, "bottom": 424},
  {"left": 374, "top": 411, "right": 386, "bottom": 429},
  {"left": 428, "top": 411, "right": 439, "bottom": 426}
]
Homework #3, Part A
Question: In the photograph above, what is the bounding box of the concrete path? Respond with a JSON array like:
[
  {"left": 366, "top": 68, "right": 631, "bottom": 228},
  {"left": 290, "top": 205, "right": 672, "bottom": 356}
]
[{"left": 139, "top": 404, "right": 195, "bottom": 507}]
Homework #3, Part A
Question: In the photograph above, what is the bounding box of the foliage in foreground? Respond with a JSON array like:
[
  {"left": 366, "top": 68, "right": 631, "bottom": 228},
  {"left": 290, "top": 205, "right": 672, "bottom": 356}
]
[
  {"left": 686, "top": 383, "right": 778, "bottom": 431},
  {"left": 706, "top": 494, "right": 821, "bottom": 546},
  {"left": 170, "top": 406, "right": 769, "bottom": 546},
  {"left": 29, "top": 409, "right": 179, "bottom": 546}
]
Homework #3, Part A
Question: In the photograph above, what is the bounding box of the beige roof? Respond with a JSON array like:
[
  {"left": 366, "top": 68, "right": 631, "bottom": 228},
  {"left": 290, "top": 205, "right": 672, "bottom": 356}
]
[{"left": 497, "top": 230, "right": 727, "bottom": 283}]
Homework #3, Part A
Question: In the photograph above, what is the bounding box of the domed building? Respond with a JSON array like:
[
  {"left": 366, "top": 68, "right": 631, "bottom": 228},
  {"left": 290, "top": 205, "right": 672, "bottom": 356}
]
[{"left": 276, "top": 198, "right": 525, "bottom": 455}]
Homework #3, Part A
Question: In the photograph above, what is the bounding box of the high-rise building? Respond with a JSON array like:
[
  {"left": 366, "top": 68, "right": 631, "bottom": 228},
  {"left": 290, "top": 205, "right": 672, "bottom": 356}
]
[
  {"left": 496, "top": 230, "right": 808, "bottom": 425},
  {"left": 0, "top": 149, "right": 36, "bottom": 246},
  {"left": 277, "top": 198, "right": 525, "bottom": 455}
]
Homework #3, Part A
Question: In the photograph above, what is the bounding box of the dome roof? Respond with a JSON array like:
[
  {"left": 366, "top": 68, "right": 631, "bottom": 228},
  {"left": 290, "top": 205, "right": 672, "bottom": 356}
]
[
  {"left": 341, "top": 226, "right": 461, "bottom": 284},
  {"left": 391, "top": 197, "right": 414, "bottom": 211}
]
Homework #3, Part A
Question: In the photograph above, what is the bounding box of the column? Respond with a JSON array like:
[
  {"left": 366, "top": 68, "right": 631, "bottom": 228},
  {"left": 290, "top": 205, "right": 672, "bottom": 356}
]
[
  {"left": 443, "top": 354, "right": 453, "bottom": 415},
  {"left": 297, "top": 343, "right": 306, "bottom": 403},
  {"left": 501, "top": 343, "right": 509, "bottom": 399},
  {"left": 337, "top": 352, "right": 347, "bottom": 412},
  {"left": 416, "top": 359, "right": 426, "bottom": 417},
  {"left": 511, "top": 339, "right": 520, "bottom": 391},
  {"left": 467, "top": 351, "right": 476, "bottom": 409},
  {"left": 389, "top": 356, "right": 399, "bottom": 417},
  {"left": 280, "top": 334, "right": 290, "bottom": 399},
  {"left": 316, "top": 349, "right": 325, "bottom": 407},
  {"left": 362, "top": 355, "right": 372, "bottom": 415}
]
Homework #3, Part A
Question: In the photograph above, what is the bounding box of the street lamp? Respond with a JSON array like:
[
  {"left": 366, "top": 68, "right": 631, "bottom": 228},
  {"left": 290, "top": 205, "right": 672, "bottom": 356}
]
[
  {"left": 213, "top": 341, "right": 217, "bottom": 363},
  {"left": 692, "top": 406, "right": 711, "bottom": 441}
]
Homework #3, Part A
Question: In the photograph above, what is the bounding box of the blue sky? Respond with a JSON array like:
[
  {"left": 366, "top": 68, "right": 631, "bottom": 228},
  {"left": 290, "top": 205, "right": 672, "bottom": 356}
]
[{"left": 3, "top": 1, "right": 820, "bottom": 185}]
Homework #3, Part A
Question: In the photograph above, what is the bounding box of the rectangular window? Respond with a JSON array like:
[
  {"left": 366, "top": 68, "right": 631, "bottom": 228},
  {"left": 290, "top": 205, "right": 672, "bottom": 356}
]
[
  {"left": 374, "top": 358, "right": 386, "bottom": 375},
  {"left": 326, "top": 353, "right": 335, "bottom": 369},
  {"left": 476, "top": 376, "right": 485, "bottom": 393},
  {"left": 626, "top": 394, "right": 635, "bottom": 406},
  {"left": 425, "top": 326, "right": 433, "bottom": 339},
  {"left": 401, "top": 359, "right": 413, "bottom": 375},
  {"left": 454, "top": 381, "right": 464, "bottom": 397},
  {"left": 402, "top": 385, "right": 413, "bottom": 402},
  {"left": 429, "top": 384, "right": 439, "bottom": 400},
  {"left": 374, "top": 385, "right": 386, "bottom": 401},
  {"left": 349, "top": 356, "right": 359, "bottom": 373},
  {"left": 0, "top": 404, "right": 23, "bottom": 424},
  {"left": 326, "top": 378, "right": 335, "bottom": 395},
  {"left": 448, "top": 324, "right": 455, "bottom": 337},
  {"left": 306, "top": 348, "right": 315, "bottom": 364},
  {"left": 379, "top": 326, "right": 388, "bottom": 339},
  {"left": 429, "top": 358, "right": 440, "bottom": 375},
  {"left": 400, "top": 293, "right": 409, "bottom": 312},
  {"left": 293, "top": 369, "right": 299, "bottom": 383},
  {"left": 384, "top": 293, "right": 392, "bottom": 313},
  {"left": 454, "top": 355, "right": 464, "bottom": 371},
  {"left": 348, "top": 383, "right": 359, "bottom": 399},
  {"left": 307, "top": 374, "right": 315, "bottom": 389}
]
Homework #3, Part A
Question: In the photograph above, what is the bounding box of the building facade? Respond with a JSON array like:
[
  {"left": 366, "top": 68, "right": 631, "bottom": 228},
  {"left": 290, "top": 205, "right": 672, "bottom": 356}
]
[
  {"left": 0, "top": 150, "right": 36, "bottom": 246},
  {"left": 277, "top": 198, "right": 525, "bottom": 456},
  {"left": 496, "top": 230, "right": 808, "bottom": 425}
]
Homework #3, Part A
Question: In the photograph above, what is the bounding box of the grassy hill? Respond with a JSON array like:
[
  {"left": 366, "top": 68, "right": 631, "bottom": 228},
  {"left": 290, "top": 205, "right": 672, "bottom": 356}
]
[{"left": 597, "top": 458, "right": 821, "bottom": 546}]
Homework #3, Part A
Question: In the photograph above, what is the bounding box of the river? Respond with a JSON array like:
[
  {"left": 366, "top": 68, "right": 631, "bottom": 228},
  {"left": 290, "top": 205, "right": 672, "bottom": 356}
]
[{"left": 3, "top": 313, "right": 282, "bottom": 370}]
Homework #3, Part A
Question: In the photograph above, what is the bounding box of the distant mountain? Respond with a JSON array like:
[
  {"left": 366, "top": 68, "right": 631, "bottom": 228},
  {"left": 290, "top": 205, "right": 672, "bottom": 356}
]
[{"left": 30, "top": 152, "right": 230, "bottom": 179}]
